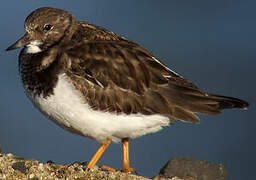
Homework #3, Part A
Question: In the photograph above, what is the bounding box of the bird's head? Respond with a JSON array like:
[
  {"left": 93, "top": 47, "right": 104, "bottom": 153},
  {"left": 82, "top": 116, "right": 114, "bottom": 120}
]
[{"left": 6, "top": 7, "right": 76, "bottom": 53}]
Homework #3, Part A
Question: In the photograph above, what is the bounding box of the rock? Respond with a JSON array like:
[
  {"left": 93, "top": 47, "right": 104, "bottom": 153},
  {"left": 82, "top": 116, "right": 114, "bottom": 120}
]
[
  {"left": 12, "top": 161, "right": 27, "bottom": 174},
  {"left": 159, "top": 157, "right": 227, "bottom": 180}
]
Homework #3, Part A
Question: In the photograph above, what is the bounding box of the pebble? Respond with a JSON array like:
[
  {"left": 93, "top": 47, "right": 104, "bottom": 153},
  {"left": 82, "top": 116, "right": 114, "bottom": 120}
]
[
  {"left": 29, "top": 173, "right": 35, "bottom": 178},
  {"left": 6, "top": 153, "right": 13, "bottom": 157}
]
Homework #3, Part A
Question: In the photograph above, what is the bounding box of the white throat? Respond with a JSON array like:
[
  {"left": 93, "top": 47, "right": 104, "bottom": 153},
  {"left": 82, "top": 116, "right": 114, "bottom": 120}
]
[{"left": 25, "top": 40, "right": 43, "bottom": 54}]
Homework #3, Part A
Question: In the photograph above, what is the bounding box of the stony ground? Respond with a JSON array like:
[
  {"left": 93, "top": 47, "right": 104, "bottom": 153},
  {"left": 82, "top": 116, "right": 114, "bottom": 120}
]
[
  {"left": 0, "top": 152, "right": 227, "bottom": 180},
  {"left": 0, "top": 153, "right": 187, "bottom": 180}
]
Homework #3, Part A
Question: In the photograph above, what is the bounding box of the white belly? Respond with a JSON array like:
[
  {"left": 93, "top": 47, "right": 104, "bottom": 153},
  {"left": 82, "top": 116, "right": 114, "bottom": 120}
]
[{"left": 27, "top": 73, "right": 170, "bottom": 143}]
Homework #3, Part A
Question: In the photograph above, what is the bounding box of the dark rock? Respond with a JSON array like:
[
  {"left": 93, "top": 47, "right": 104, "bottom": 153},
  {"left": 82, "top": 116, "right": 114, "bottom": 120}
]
[
  {"left": 159, "top": 157, "right": 227, "bottom": 180},
  {"left": 57, "top": 168, "right": 66, "bottom": 174},
  {"left": 46, "top": 160, "right": 55, "bottom": 164},
  {"left": 81, "top": 161, "right": 88, "bottom": 166},
  {"left": 12, "top": 161, "right": 27, "bottom": 174}
]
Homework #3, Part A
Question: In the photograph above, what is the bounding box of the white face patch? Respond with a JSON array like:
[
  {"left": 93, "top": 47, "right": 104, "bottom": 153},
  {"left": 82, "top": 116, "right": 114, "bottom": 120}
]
[{"left": 25, "top": 40, "right": 43, "bottom": 54}]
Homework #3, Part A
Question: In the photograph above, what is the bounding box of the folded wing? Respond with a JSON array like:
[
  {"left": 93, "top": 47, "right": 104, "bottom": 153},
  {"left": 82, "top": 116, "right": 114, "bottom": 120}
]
[{"left": 65, "top": 40, "right": 249, "bottom": 123}]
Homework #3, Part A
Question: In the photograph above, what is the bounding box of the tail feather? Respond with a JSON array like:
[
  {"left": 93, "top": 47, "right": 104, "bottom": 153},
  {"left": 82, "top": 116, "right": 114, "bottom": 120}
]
[
  {"left": 207, "top": 93, "right": 249, "bottom": 110},
  {"left": 159, "top": 85, "right": 249, "bottom": 123}
]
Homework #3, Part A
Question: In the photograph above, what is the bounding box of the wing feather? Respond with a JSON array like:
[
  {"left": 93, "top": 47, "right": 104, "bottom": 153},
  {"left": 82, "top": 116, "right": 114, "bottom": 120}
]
[{"left": 64, "top": 40, "right": 248, "bottom": 124}]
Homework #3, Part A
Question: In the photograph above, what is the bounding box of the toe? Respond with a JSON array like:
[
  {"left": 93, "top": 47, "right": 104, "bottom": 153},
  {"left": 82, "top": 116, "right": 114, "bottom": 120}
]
[{"left": 100, "top": 165, "right": 117, "bottom": 172}]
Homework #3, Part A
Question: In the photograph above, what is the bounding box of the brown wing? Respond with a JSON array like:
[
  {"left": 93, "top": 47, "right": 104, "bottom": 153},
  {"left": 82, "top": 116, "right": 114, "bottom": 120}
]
[{"left": 65, "top": 40, "right": 248, "bottom": 123}]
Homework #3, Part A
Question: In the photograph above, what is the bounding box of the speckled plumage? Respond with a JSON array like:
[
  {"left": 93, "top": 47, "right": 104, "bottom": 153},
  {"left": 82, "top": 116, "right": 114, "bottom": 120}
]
[{"left": 7, "top": 7, "right": 248, "bottom": 142}]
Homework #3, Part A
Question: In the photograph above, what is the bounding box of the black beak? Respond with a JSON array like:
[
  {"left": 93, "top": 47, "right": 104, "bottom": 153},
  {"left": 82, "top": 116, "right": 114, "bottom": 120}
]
[{"left": 6, "top": 33, "right": 30, "bottom": 51}]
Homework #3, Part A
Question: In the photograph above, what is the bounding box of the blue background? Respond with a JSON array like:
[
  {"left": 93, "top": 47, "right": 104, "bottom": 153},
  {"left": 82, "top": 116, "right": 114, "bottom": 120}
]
[{"left": 1, "top": 1, "right": 255, "bottom": 179}]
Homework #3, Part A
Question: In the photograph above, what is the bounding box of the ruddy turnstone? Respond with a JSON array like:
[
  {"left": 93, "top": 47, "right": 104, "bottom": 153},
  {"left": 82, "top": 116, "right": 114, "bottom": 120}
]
[{"left": 6, "top": 7, "right": 249, "bottom": 172}]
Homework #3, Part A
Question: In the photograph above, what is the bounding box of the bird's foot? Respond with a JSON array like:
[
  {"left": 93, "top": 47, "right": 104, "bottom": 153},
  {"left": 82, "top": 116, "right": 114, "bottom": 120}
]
[
  {"left": 100, "top": 165, "right": 116, "bottom": 172},
  {"left": 121, "top": 167, "right": 135, "bottom": 173}
]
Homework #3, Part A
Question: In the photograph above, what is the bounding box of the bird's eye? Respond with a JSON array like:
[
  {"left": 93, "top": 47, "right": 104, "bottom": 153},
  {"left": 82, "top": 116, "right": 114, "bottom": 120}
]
[{"left": 43, "top": 24, "right": 52, "bottom": 31}]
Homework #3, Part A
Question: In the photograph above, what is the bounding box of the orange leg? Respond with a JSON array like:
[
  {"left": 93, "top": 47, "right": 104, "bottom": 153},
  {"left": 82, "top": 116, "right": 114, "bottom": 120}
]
[
  {"left": 87, "top": 139, "right": 112, "bottom": 169},
  {"left": 122, "top": 138, "right": 135, "bottom": 173}
]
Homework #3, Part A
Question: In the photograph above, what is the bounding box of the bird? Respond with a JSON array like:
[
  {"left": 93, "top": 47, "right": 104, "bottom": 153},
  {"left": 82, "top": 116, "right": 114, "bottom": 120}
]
[{"left": 6, "top": 7, "right": 248, "bottom": 173}]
